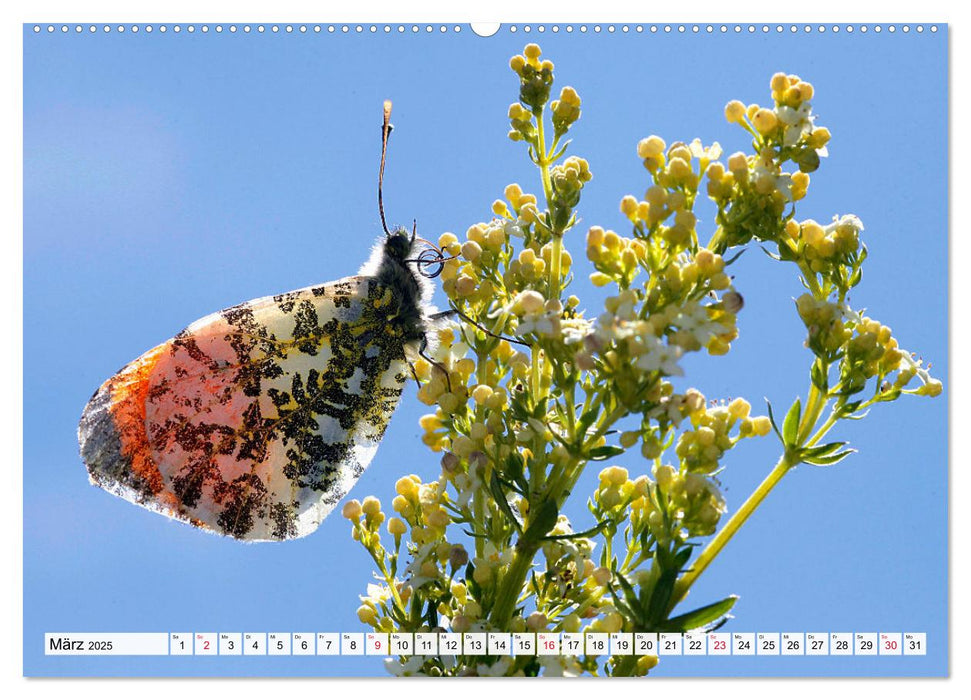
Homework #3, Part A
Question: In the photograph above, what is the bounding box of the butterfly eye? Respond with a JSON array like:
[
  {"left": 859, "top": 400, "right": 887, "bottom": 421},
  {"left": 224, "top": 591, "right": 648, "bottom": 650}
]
[{"left": 414, "top": 248, "right": 446, "bottom": 278}]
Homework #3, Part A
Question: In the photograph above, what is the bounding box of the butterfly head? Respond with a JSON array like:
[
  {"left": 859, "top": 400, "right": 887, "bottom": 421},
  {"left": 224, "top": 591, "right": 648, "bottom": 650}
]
[
  {"left": 395, "top": 229, "right": 451, "bottom": 280},
  {"left": 384, "top": 227, "right": 414, "bottom": 262}
]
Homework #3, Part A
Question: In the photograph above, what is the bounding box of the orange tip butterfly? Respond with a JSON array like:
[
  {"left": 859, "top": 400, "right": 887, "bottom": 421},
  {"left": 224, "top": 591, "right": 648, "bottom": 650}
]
[{"left": 78, "top": 102, "right": 449, "bottom": 541}]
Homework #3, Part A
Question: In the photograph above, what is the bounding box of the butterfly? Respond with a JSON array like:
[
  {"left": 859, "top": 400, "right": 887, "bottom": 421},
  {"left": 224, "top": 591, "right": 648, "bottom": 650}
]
[{"left": 77, "top": 102, "right": 450, "bottom": 542}]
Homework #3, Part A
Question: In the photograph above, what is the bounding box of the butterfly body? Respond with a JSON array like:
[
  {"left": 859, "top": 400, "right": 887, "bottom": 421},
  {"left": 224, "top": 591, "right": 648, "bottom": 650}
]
[{"left": 78, "top": 230, "right": 435, "bottom": 541}]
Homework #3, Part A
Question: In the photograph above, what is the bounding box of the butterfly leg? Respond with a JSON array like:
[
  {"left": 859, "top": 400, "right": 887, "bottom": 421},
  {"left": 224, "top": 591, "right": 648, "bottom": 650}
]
[
  {"left": 407, "top": 359, "right": 421, "bottom": 388},
  {"left": 429, "top": 308, "right": 531, "bottom": 347},
  {"left": 417, "top": 332, "right": 452, "bottom": 393}
]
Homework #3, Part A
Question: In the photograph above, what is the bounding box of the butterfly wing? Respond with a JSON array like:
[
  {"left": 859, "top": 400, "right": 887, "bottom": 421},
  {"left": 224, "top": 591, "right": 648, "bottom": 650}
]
[{"left": 78, "top": 276, "right": 413, "bottom": 541}]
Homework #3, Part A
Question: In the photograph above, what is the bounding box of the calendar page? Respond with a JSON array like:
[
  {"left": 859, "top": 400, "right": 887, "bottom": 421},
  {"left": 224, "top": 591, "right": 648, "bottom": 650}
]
[{"left": 23, "top": 19, "right": 948, "bottom": 678}]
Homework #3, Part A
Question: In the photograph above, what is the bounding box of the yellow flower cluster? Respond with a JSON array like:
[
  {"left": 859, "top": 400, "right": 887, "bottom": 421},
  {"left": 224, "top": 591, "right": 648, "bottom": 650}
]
[
  {"left": 391, "top": 475, "right": 453, "bottom": 541},
  {"left": 770, "top": 72, "right": 815, "bottom": 105},
  {"left": 725, "top": 72, "right": 828, "bottom": 153},
  {"left": 785, "top": 215, "right": 864, "bottom": 275},
  {"left": 342, "top": 495, "right": 386, "bottom": 533},
  {"left": 594, "top": 465, "right": 641, "bottom": 510},
  {"left": 508, "top": 102, "right": 535, "bottom": 142},
  {"left": 550, "top": 156, "right": 592, "bottom": 221},
  {"left": 795, "top": 294, "right": 851, "bottom": 357},
  {"left": 357, "top": 580, "right": 408, "bottom": 631},
  {"left": 551, "top": 85, "right": 582, "bottom": 134},
  {"left": 637, "top": 135, "right": 666, "bottom": 173},
  {"left": 844, "top": 317, "right": 904, "bottom": 381},
  {"left": 708, "top": 149, "right": 794, "bottom": 214},
  {"left": 505, "top": 243, "right": 573, "bottom": 288},
  {"left": 445, "top": 580, "right": 489, "bottom": 634},
  {"left": 586, "top": 226, "right": 646, "bottom": 287},
  {"left": 656, "top": 466, "right": 727, "bottom": 537},
  {"left": 707, "top": 71, "right": 836, "bottom": 253},
  {"left": 674, "top": 398, "right": 771, "bottom": 474},
  {"left": 509, "top": 43, "right": 554, "bottom": 112},
  {"left": 656, "top": 141, "right": 699, "bottom": 191},
  {"left": 414, "top": 330, "right": 475, "bottom": 417},
  {"left": 577, "top": 282, "right": 740, "bottom": 389}
]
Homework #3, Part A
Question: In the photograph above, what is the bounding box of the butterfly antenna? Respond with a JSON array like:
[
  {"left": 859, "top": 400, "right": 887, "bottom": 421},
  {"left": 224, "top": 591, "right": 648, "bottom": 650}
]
[{"left": 378, "top": 99, "right": 393, "bottom": 237}]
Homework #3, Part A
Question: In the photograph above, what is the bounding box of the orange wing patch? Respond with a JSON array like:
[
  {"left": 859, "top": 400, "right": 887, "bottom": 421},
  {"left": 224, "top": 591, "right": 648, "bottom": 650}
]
[{"left": 106, "top": 343, "right": 180, "bottom": 510}]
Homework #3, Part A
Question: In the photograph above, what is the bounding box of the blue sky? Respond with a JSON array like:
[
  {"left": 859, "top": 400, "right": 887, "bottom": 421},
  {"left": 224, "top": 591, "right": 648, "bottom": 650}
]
[{"left": 24, "top": 24, "right": 947, "bottom": 677}]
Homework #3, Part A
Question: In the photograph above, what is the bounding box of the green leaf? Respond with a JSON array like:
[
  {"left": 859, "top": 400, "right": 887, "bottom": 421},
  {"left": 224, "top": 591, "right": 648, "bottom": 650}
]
[
  {"left": 672, "top": 546, "right": 694, "bottom": 572},
  {"left": 615, "top": 570, "right": 639, "bottom": 606},
  {"left": 552, "top": 207, "right": 571, "bottom": 232},
  {"left": 778, "top": 248, "right": 798, "bottom": 263},
  {"left": 759, "top": 245, "right": 782, "bottom": 261},
  {"left": 810, "top": 360, "right": 829, "bottom": 392},
  {"left": 765, "top": 399, "right": 783, "bottom": 441},
  {"left": 388, "top": 604, "right": 407, "bottom": 626},
  {"left": 661, "top": 595, "right": 739, "bottom": 633},
  {"left": 506, "top": 450, "right": 525, "bottom": 483},
  {"left": 533, "top": 571, "right": 548, "bottom": 598},
  {"left": 724, "top": 248, "right": 747, "bottom": 265},
  {"left": 549, "top": 140, "right": 572, "bottom": 161},
  {"left": 589, "top": 445, "right": 625, "bottom": 461},
  {"left": 507, "top": 451, "right": 530, "bottom": 494},
  {"left": 782, "top": 398, "right": 802, "bottom": 447},
  {"left": 645, "top": 546, "right": 695, "bottom": 626},
  {"left": 607, "top": 579, "right": 640, "bottom": 623},
  {"left": 490, "top": 471, "right": 523, "bottom": 534},
  {"left": 521, "top": 498, "right": 559, "bottom": 544},
  {"left": 508, "top": 395, "right": 531, "bottom": 423},
  {"left": 800, "top": 442, "right": 846, "bottom": 460},
  {"left": 803, "top": 448, "right": 856, "bottom": 466},
  {"left": 646, "top": 569, "right": 677, "bottom": 626},
  {"left": 576, "top": 407, "right": 600, "bottom": 439}
]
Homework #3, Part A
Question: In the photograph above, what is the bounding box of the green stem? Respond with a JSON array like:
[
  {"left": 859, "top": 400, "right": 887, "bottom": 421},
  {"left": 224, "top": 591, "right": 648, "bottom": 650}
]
[
  {"left": 534, "top": 109, "right": 553, "bottom": 204},
  {"left": 491, "top": 404, "right": 628, "bottom": 630},
  {"left": 667, "top": 453, "right": 796, "bottom": 613},
  {"left": 546, "top": 406, "right": 626, "bottom": 500},
  {"left": 534, "top": 108, "right": 564, "bottom": 300},
  {"left": 529, "top": 348, "right": 541, "bottom": 396},
  {"left": 473, "top": 487, "right": 486, "bottom": 560},
  {"left": 797, "top": 382, "right": 825, "bottom": 445},
  {"left": 490, "top": 539, "right": 541, "bottom": 629},
  {"left": 798, "top": 260, "right": 824, "bottom": 298},
  {"left": 362, "top": 528, "right": 406, "bottom": 614},
  {"left": 550, "top": 233, "right": 564, "bottom": 299},
  {"left": 806, "top": 412, "right": 839, "bottom": 448},
  {"left": 563, "top": 381, "right": 578, "bottom": 437}
]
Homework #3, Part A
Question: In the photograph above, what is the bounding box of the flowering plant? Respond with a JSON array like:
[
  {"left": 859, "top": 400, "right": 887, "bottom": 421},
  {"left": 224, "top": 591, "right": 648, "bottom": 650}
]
[{"left": 342, "top": 44, "right": 942, "bottom": 677}]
